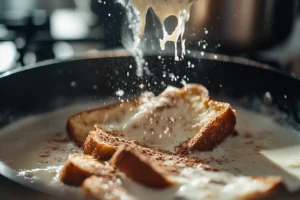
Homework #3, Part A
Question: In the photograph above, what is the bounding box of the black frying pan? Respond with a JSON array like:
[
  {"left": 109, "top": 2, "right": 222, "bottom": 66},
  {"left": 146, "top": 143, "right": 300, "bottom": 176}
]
[{"left": 0, "top": 51, "right": 300, "bottom": 199}]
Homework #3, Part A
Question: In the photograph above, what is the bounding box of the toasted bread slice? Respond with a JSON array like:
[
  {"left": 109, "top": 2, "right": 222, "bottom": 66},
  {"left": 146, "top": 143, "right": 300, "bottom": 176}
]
[
  {"left": 110, "top": 145, "right": 175, "bottom": 189},
  {"left": 83, "top": 127, "right": 135, "bottom": 161},
  {"left": 59, "top": 154, "right": 115, "bottom": 186},
  {"left": 82, "top": 175, "right": 130, "bottom": 200},
  {"left": 68, "top": 84, "right": 236, "bottom": 153},
  {"left": 62, "top": 153, "right": 283, "bottom": 199},
  {"left": 61, "top": 146, "right": 283, "bottom": 199},
  {"left": 82, "top": 176, "right": 282, "bottom": 200},
  {"left": 84, "top": 126, "right": 209, "bottom": 169},
  {"left": 67, "top": 100, "right": 138, "bottom": 146}
]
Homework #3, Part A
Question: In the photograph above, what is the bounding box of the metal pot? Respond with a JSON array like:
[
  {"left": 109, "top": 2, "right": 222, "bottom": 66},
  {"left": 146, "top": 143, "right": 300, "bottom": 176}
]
[{"left": 185, "top": 0, "right": 299, "bottom": 52}]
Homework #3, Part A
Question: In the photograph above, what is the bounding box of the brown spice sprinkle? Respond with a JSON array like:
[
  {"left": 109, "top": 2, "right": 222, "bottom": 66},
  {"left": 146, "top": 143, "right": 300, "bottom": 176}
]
[
  {"left": 254, "top": 145, "right": 264, "bottom": 151},
  {"left": 244, "top": 133, "right": 253, "bottom": 138},
  {"left": 245, "top": 140, "right": 254, "bottom": 145},
  {"left": 38, "top": 132, "right": 73, "bottom": 164},
  {"left": 39, "top": 152, "right": 50, "bottom": 158},
  {"left": 51, "top": 137, "right": 70, "bottom": 143},
  {"left": 84, "top": 128, "right": 213, "bottom": 172},
  {"left": 231, "top": 129, "right": 239, "bottom": 137},
  {"left": 109, "top": 145, "right": 175, "bottom": 189},
  {"left": 50, "top": 132, "right": 70, "bottom": 143}
]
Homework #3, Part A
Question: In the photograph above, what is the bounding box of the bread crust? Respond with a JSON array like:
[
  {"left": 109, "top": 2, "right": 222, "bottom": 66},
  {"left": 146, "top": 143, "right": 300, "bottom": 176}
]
[
  {"left": 68, "top": 84, "right": 236, "bottom": 153},
  {"left": 67, "top": 100, "right": 138, "bottom": 146},
  {"left": 110, "top": 146, "right": 175, "bottom": 189},
  {"left": 177, "top": 102, "right": 236, "bottom": 153},
  {"left": 83, "top": 128, "right": 120, "bottom": 160},
  {"left": 59, "top": 154, "right": 114, "bottom": 186},
  {"left": 83, "top": 127, "right": 209, "bottom": 169}
]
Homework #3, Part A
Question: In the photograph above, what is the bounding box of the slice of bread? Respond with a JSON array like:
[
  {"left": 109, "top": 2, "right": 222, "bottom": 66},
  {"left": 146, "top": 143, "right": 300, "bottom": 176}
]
[
  {"left": 109, "top": 145, "right": 175, "bottom": 189},
  {"left": 59, "top": 154, "right": 115, "bottom": 186},
  {"left": 67, "top": 84, "right": 236, "bottom": 153},
  {"left": 61, "top": 84, "right": 287, "bottom": 199},
  {"left": 67, "top": 100, "right": 138, "bottom": 146},
  {"left": 83, "top": 126, "right": 208, "bottom": 169},
  {"left": 62, "top": 152, "right": 283, "bottom": 200}
]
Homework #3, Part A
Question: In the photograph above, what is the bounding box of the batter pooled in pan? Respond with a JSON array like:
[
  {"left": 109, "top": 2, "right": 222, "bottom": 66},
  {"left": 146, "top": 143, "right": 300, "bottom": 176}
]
[{"left": 60, "top": 84, "right": 285, "bottom": 200}]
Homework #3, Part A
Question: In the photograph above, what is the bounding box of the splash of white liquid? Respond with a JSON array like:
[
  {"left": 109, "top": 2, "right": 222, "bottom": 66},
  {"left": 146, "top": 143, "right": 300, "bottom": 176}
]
[
  {"left": 116, "top": 0, "right": 146, "bottom": 77},
  {"left": 116, "top": 0, "right": 195, "bottom": 76},
  {"left": 129, "top": 0, "right": 194, "bottom": 61}
]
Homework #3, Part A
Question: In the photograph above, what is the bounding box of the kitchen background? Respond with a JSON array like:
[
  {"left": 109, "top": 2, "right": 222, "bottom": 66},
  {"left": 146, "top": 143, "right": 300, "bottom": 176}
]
[{"left": 0, "top": 0, "right": 300, "bottom": 76}]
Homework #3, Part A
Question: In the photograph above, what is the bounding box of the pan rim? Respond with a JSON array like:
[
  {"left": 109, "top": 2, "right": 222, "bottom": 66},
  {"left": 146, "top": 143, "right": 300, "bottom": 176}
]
[{"left": 0, "top": 50, "right": 299, "bottom": 83}]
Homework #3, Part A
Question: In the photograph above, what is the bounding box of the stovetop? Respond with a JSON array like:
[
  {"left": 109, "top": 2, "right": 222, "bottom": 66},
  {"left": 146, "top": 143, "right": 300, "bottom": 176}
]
[
  {"left": 0, "top": 0, "right": 299, "bottom": 75},
  {"left": 0, "top": 0, "right": 124, "bottom": 73}
]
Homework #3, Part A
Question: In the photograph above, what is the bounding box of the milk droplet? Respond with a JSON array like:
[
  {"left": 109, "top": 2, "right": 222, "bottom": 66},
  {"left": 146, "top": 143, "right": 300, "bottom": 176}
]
[
  {"left": 139, "top": 84, "right": 145, "bottom": 89},
  {"left": 264, "top": 92, "right": 273, "bottom": 104},
  {"left": 116, "top": 89, "right": 125, "bottom": 97},
  {"left": 70, "top": 81, "right": 76, "bottom": 87}
]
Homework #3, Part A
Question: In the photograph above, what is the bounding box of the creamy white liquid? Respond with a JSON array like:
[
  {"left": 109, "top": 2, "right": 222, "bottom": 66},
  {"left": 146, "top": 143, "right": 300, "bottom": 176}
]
[
  {"left": 130, "top": 0, "right": 194, "bottom": 60},
  {"left": 101, "top": 91, "right": 199, "bottom": 152},
  {"left": 100, "top": 87, "right": 221, "bottom": 153},
  {"left": 0, "top": 101, "right": 107, "bottom": 199},
  {"left": 1, "top": 100, "right": 300, "bottom": 199},
  {"left": 118, "top": 0, "right": 195, "bottom": 62}
]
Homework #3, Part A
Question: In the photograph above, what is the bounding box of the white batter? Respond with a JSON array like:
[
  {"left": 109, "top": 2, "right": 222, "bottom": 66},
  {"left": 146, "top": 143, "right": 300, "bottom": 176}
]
[{"left": 0, "top": 99, "right": 300, "bottom": 199}]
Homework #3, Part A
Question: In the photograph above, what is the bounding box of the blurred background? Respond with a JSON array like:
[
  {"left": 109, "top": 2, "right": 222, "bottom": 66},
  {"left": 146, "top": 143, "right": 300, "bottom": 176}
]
[{"left": 0, "top": 0, "right": 300, "bottom": 76}]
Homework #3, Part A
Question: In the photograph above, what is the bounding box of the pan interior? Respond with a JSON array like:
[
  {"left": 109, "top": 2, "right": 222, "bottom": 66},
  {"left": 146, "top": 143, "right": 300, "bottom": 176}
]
[
  {"left": 0, "top": 97, "right": 300, "bottom": 199},
  {"left": 0, "top": 55, "right": 300, "bottom": 199}
]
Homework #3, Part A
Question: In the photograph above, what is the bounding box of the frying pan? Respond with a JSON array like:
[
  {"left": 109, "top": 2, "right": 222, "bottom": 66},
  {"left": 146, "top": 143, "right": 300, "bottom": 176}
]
[{"left": 0, "top": 50, "right": 300, "bottom": 199}]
